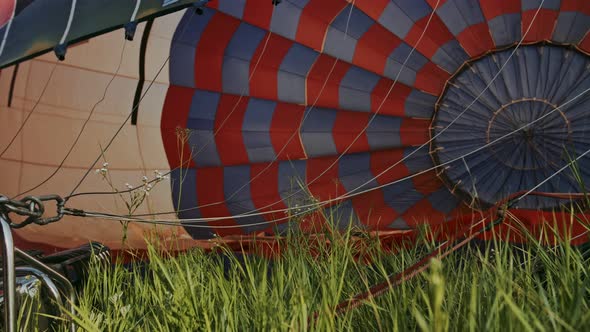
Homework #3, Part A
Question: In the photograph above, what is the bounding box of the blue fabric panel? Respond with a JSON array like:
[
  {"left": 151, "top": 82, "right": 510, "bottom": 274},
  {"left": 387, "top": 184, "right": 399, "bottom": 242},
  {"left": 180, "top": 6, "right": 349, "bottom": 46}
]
[
  {"left": 382, "top": 178, "right": 423, "bottom": 214},
  {"left": 188, "top": 131, "right": 221, "bottom": 167},
  {"left": 217, "top": 0, "right": 246, "bottom": 19},
  {"left": 323, "top": 200, "right": 361, "bottom": 230},
  {"left": 516, "top": 48, "right": 535, "bottom": 98},
  {"left": 270, "top": 0, "right": 304, "bottom": 40},
  {"left": 242, "top": 98, "right": 277, "bottom": 163},
  {"left": 431, "top": 40, "right": 470, "bottom": 73},
  {"left": 277, "top": 44, "right": 318, "bottom": 104},
  {"left": 286, "top": 0, "right": 313, "bottom": 8},
  {"left": 488, "top": 13, "right": 522, "bottom": 47},
  {"left": 449, "top": 61, "right": 502, "bottom": 110},
  {"left": 452, "top": 0, "right": 486, "bottom": 26},
  {"left": 437, "top": 0, "right": 470, "bottom": 36},
  {"left": 187, "top": 90, "right": 220, "bottom": 130},
  {"left": 378, "top": 2, "right": 414, "bottom": 39},
  {"left": 323, "top": 5, "right": 373, "bottom": 62},
  {"left": 562, "top": 76, "right": 590, "bottom": 113},
  {"left": 390, "top": 42, "right": 429, "bottom": 73},
  {"left": 553, "top": 12, "right": 590, "bottom": 44},
  {"left": 224, "top": 23, "right": 266, "bottom": 65},
  {"left": 403, "top": 148, "right": 434, "bottom": 174},
  {"left": 171, "top": 168, "right": 200, "bottom": 219},
  {"left": 546, "top": 48, "right": 584, "bottom": 104},
  {"left": 404, "top": 90, "right": 437, "bottom": 118},
  {"left": 338, "top": 153, "right": 379, "bottom": 193},
  {"left": 394, "top": 0, "right": 432, "bottom": 21},
  {"left": 277, "top": 159, "right": 308, "bottom": 203},
  {"left": 186, "top": 90, "right": 221, "bottom": 167},
  {"left": 388, "top": 218, "right": 410, "bottom": 229},
  {"left": 172, "top": 168, "right": 215, "bottom": 239},
  {"left": 220, "top": 58, "right": 248, "bottom": 95},
  {"left": 384, "top": 58, "right": 417, "bottom": 86},
  {"left": 427, "top": 188, "right": 459, "bottom": 215},
  {"left": 169, "top": 9, "right": 215, "bottom": 87},
  {"left": 339, "top": 67, "right": 380, "bottom": 112},
  {"left": 366, "top": 116, "right": 402, "bottom": 150},
  {"left": 223, "top": 165, "right": 269, "bottom": 233},
  {"left": 300, "top": 108, "right": 338, "bottom": 158},
  {"left": 323, "top": 27, "right": 358, "bottom": 63},
  {"left": 222, "top": 166, "right": 253, "bottom": 211},
  {"left": 222, "top": 24, "right": 266, "bottom": 95},
  {"left": 331, "top": 5, "right": 374, "bottom": 39},
  {"left": 522, "top": 0, "right": 560, "bottom": 11}
]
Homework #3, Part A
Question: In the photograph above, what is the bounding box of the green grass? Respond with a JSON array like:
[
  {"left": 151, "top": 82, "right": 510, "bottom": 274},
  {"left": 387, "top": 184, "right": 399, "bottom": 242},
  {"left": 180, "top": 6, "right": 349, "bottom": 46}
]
[{"left": 22, "top": 221, "right": 590, "bottom": 331}]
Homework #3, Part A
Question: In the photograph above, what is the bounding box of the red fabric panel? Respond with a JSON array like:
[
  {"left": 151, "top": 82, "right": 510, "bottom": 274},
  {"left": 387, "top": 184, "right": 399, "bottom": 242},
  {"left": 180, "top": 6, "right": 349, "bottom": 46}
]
[
  {"left": 353, "top": 24, "right": 402, "bottom": 76},
  {"left": 332, "top": 111, "right": 370, "bottom": 154},
  {"left": 580, "top": 34, "right": 590, "bottom": 54},
  {"left": 249, "top": 163, "right": 288, "bottom": 222},
  {"left": 161, "top": 86, "right": 196, "bottom": 169},
  {"left": 307, "top": 157, "right": 347, "bottom": 203},
  {"left": 405, "top": 15, "right": 454, "bottom": 59},
  {"left": 456, "top": 23, "right": 495, "bottom": 57},
  {"left": 400, "top": 118, "right": 430, "bottom": 146},
  {"left": 370, "top": 78, "right": 413, "bottom": 116},
  {"left": 249, "top": 34, "right": 293, "bottom": 101},
  {"left": 402, "top": 198, "right": 447, "bottom": 227},
  {"left": 491, "top": 210, "right": 590, "bottom": 246},
  {"left": 352, "top": 190, "right": 398, "bottom": 228},
  {"left": 370, "top": 149, "right": 410, "bottom": 185},
  {"left": 306, "top": 55, "right": 350, "bottom": 109},
  {"left": 296, "top": 0, "right": 347, "bottom": 51},
  {"left": 522, "top": 9, "right": 558, "bottom": 42},
  {"left": 196, "top": 167, "right": 243, "bottom": 236},
  {"left": 214, "top": 95, "right": 250, "bottom": 166},
  {"left": 269, "top": 102, "right": 306, "bottom": 159},
  {"left": 194, "top": 13, "right": 241, "bottom": 91},
  {"left": 353, "top": 0, "right": 389, "bottom": 20},
  {"left": 414, "top": 62, "right": 450, "bottom": 95},
  {"left": 412, "top": 170, "right": 443, "bottom": 196},
  {"left": 425, "top": 0, "right": 448, "bottom": 8},
  {"left": 480, "top": 0, "right": 521, "bottom": 21},
  {"left": 561, "top": 0, "right": 590, "bottom": 15},
  {"left": 244, "top": 0, "right": 274, "bottom": 29},
  {"left": 0, "top": 0, "right": 14, "bottom": 28}
]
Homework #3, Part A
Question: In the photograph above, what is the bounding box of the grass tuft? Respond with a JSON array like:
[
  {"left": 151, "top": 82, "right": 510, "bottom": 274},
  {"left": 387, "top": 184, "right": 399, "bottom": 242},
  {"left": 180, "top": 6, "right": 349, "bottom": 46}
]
[{"left": 25, "top": 219, "right": 588, "bottom": 332}]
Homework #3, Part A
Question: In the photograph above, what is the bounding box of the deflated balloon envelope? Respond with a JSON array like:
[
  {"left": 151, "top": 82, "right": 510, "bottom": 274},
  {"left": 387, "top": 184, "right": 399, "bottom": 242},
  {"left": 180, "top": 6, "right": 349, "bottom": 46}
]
[
  {"left": 161, "top": 0, "right": 590, "bottom": 239},
  {"left": 0, "top": 0, "right": 589, "bottom": 251}
]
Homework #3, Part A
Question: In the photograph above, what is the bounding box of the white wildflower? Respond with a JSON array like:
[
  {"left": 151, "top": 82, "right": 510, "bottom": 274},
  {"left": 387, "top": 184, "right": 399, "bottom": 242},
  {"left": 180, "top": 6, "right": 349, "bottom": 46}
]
[
  {"left": 109, "top": 292, "right": 123, "bottom": 304},
  {"left": 119, "top": 305, "right": 131, "bottom": 317}
]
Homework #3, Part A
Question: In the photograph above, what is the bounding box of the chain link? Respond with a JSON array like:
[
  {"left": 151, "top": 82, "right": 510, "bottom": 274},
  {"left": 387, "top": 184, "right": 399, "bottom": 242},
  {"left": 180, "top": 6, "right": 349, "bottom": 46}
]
[{"left": 0, "top": 194, "right": 65, "bottom": 228}]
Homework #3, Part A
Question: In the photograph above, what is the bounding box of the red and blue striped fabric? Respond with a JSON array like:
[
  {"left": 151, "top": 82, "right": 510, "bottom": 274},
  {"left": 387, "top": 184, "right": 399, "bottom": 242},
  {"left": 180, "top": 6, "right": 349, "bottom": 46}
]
[{"left": 161, "top": 0, "right": 590, "bottom": 239}]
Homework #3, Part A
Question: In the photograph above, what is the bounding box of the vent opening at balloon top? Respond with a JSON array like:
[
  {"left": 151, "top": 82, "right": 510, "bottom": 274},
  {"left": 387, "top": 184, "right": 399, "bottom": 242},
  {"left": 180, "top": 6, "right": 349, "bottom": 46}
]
[{"left": 431, "top": 43, "right": 590, "bottom": 210}]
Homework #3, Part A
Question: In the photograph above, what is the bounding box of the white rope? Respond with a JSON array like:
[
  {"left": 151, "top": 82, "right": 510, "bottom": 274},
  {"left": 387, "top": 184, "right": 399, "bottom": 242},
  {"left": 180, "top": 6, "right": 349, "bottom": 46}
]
[
  {"left": 144, "top": 0, "right": 547, "bottom": 220},
  {"left": 81, "top": 84, "right": 590, "bottom": 226},
  {"left": 131, "top": 0, "right": 142, "bottom": 22},
  {"left": 60, "top": 0, "right": 77, "bottom": 45}
]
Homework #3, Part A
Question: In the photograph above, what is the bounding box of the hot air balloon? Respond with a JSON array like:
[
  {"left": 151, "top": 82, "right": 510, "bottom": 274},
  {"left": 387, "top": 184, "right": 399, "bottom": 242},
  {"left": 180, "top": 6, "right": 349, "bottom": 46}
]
[{"left": 1, "top": 0, "right": 589, "bottom": 254}]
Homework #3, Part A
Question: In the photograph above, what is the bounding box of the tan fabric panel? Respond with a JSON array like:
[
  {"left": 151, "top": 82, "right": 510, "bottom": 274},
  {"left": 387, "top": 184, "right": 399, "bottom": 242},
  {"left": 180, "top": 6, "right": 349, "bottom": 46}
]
[{"left": 0, "top": 10, "right": 194, "bottom": 251}]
